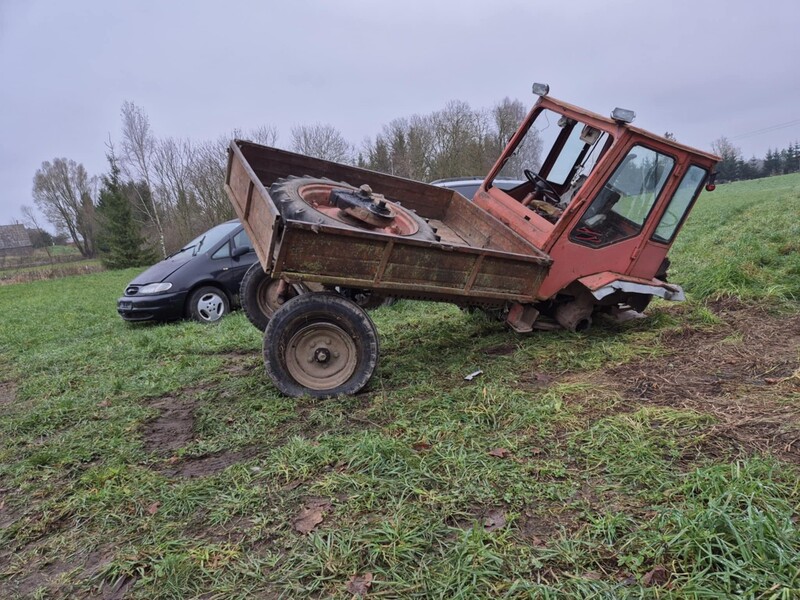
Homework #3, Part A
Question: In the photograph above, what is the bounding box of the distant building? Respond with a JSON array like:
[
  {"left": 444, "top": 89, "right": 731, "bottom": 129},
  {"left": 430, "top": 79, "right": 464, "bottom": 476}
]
[{"left": 0, "top": 224, "right": 33, "bottom": 258}]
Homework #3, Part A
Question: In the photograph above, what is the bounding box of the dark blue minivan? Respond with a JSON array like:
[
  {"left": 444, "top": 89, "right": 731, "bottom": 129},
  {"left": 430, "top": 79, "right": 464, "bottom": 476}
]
[{"left": 117, "top": 220, "right": 258, "bottom": 323}]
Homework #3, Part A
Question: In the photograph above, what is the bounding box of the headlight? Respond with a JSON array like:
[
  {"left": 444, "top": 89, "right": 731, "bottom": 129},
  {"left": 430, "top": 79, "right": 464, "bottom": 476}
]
[{"left": 138, "top": 282, "right": 173, "bottom": 294}]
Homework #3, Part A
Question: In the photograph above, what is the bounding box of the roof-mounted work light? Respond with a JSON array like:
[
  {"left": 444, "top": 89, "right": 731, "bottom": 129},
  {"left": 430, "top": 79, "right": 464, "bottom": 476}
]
[
  {"left": 611, "top": 107, "right": 636, "bottom": 124},
  {"left": 532, "top": 83, "right": 550, "bottom": 97}
]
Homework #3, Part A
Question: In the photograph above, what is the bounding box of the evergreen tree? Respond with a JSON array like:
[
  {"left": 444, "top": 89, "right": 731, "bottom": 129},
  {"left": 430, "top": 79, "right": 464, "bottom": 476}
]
[
  {"left": 710, "top": 137, "right": 741, "bottom": 182},
  {"left": 95, "top": 154, "right": 157, "bottom": 269},
  {"left": 762, "top": 148, "right": 781, "bottom": 176}
]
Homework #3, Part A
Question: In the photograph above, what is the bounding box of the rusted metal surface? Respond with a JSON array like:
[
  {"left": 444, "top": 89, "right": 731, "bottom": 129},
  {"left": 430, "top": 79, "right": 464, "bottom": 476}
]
[
  {"left": 225, "top": 141, "right": 552, "bottom": 305},
  {"left": 226, "top": 90, "right": 720, "bottom": 317},
  {"left": 225, "top": 143, "right": 280, "bottom": 271},
  {"left": 236, "top": 141, "right": 451, "bottom": 220},
  {"left": 272, "top": 222, "right": 547, "bottom": 304},
  {"left": 474, "top": 94, "right": 720, "bottom": 303}
]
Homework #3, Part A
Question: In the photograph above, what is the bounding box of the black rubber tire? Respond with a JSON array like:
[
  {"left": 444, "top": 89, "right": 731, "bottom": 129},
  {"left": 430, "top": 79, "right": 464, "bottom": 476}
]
[
  {"left": 186, "top": 286, "right": 229, "bottom": 323},
  {"left": 270, "top": 176, "right": 438, "bottom": 242},
  {"left": 263, "top": 293, "right": 379, "bottom": 398},
  {"left": 240, "top": 263, "right": 300, "bottom": 331}
]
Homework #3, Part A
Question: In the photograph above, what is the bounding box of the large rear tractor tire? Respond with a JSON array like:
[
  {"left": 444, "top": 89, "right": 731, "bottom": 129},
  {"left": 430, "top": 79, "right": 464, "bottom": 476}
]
[
  {"left": 263, "top": 293, "right": 379, "bottom": 398},
  {"left": 269, "top": 176, "right": 438, "bottom": 242}
]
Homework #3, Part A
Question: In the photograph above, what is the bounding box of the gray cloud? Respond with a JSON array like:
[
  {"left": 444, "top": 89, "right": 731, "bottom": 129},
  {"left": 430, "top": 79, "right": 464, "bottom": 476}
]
[{"left": 1, "top": 0, "right": 798, "bottom": 226}]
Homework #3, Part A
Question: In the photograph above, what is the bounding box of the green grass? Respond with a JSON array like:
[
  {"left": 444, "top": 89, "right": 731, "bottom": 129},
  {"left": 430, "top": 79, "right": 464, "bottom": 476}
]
[
  {"left": 1, "top": 175, "right": 799, "bottom": 598},
  {"left": 670, "top": 173, "right": 800, "bottom": 301}
]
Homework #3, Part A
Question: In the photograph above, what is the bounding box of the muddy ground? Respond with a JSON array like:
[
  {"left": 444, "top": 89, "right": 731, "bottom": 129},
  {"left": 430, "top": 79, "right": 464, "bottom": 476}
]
[
  {"left": 1, "top": 300, "right": 798, "bottom": 597},
  {"left": 598, "top": 300, "right": 800, "bottom": 463}
]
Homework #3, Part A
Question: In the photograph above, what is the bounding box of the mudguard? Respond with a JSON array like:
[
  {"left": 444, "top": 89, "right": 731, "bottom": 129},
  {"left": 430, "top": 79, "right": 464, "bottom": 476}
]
[{"left": 577, "top": 272, "right": 686, "bottom": 302}]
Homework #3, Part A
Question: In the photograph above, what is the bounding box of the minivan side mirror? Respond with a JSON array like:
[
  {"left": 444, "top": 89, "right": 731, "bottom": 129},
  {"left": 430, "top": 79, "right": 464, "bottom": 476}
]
[{"left": 231, "top": 245, "right": 252, "bottom": 258}]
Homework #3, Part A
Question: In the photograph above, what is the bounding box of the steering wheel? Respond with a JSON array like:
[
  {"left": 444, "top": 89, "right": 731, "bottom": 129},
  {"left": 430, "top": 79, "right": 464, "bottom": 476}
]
[{"left": 523, "top": 169, "right": 561, "bottom": 205}]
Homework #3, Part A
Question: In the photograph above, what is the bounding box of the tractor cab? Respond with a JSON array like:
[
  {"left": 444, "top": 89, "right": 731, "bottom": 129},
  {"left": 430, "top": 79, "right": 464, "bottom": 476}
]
[{"left": 473, "top": 84, "right": 718, "bottom": 327}]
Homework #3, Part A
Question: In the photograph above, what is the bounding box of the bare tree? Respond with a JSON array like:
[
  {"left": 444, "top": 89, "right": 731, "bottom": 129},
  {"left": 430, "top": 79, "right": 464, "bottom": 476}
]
[
  {"left": 153, "top": 136, "right": 196, "bottom": 243},
  {"left": 491, "top": 98, "right": 527, "bottom": 156},
  {"left": 248, "top": 124, "right": 279, "bottom": 147},
  {"left": 290, "top": 123, "right": 353, "bottom": 163},
  {"left": 21, "top": 205, "right": 52, "bottom": 259},
  {"left": 32, "top": 158, "right": 96, "bottom": 257},
  {"left": 120, "top": 101, "right": 166, "bottom": 256},
  {"left": 711, "top": 136, "right": 742, "bottom": 181}
]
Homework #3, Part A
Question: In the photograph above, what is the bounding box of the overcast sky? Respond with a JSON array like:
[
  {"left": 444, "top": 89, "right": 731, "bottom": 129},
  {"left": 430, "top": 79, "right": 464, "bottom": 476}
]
[{"left": 1, "top": 0, "right": 798, "bottom": 228}]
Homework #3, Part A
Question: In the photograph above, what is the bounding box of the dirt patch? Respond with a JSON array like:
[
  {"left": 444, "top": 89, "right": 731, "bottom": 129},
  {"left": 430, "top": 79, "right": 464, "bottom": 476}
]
[
  {"left": 0, "top": 380, "right": 15, "bottom": 407},
  {"left": 185, "top": 515, "right": 255, "bottom": 546},
  {"left": 158, "top": 447, "right": 259, "bottom": 478},
  {"left": 219, "top": 351, "right": 260, "bottom": 376},
  {"left": 1, "top": 544, "right": 117, "bottom": 599},
  {"left": 484, "top": 343, "right": 517, "bottom": 357},
  {"left": 141, "top": 394, "right": 197, "bottom": 456},
  {"left": 596, "top": 301, "right": 800, "bottom": 462}
]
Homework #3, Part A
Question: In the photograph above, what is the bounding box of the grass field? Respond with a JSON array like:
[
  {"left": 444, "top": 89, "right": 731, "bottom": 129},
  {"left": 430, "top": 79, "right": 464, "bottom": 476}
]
[{"left": 1, "top": 174, "right": 799, "bottom": 598}]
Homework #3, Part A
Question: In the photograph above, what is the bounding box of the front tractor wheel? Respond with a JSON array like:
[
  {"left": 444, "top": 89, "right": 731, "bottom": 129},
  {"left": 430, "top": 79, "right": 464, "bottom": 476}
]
[{"left": 263, "top": 293, "right": 379, "bottom": 398}]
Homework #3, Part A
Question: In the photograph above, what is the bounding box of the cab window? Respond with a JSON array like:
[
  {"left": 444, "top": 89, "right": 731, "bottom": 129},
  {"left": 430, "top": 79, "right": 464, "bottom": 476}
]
[
  {"left": 570, "top": 145, "right": 674, "bottom": 247},
  {"left": 496, "top": 109, "right": 610, "bottom": 185},
  {"left": 652, "top": 165, "right": 707, "bottom": 243}
]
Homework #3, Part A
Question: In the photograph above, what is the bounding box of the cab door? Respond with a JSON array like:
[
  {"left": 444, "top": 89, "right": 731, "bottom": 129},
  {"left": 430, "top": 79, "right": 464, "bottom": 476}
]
[
  {"left": 540, "top": 144, "right": 676, "bottom": 298},
  {"left": 630, "top": 165, "right": 709, "bottom": 279}
]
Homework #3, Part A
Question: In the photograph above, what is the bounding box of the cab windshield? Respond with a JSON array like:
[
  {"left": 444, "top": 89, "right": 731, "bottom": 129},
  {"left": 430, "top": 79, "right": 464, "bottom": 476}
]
[{"left": 494, "top": 108, "right": 612, "bottom": 222}]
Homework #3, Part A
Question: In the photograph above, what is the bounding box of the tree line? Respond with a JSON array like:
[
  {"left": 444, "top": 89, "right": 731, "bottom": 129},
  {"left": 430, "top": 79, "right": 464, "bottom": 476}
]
[
  {"left": 711, "top": 137, "right": 800, "bottom": 182},
  {"left": 26, "top": 97, "right": 799, "bottom": 269},
  {"left": 27, "top": 97, "right": 531, "bottom": 268}
]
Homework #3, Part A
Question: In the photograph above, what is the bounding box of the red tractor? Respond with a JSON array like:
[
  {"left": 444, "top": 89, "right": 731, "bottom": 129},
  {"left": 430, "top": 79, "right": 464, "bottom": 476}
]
[{"left": 226, "top": 84, "right": 719, "bottom": 397}]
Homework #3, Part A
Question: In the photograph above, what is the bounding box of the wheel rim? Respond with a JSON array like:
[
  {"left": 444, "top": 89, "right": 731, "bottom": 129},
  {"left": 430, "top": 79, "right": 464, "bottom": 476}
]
[
  {"left": 256, "top": 279, "right": 291, "bottom": 319},
  {"left": 284, "top": 322, "right": 358, "bottom": 391},
  {"left": 297, "top": 182, "right": 421, "bottom": 236},
  {"left": 197, "top": 292, "right": 225, "bottom": 322}
]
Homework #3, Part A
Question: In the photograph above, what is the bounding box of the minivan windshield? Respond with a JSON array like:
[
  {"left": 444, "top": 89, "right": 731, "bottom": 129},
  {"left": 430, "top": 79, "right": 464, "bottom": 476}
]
[{"left": 181, "top": 221, "right": 240, "bottom": 256}]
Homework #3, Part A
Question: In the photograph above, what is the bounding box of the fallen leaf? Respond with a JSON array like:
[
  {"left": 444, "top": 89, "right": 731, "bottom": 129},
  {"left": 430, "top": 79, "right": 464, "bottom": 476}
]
[
  {"left": 530, "top": 535, "right": 546, "bottom": 547},
  {"left": 582, "top": 571, "right": 602, "bottom": 580},
  {"left": 642, "top": 565, "right": 669, "bottom": 587},
  {"left": 488, "top": 447, "right": 511, "bottom": 458},
  {"left": 97, "top": 400, "right": 111, "bottom": 408},
  {"left": 166, "top": 456, "right": 181, "bottom": 464},
  {"left": 146, "top": 501, "right": 160, "bottom": 515},
  {"left": 529, "top": 447, "right": 543, "bottom": 456},
  {"left": 483, "top": 508, "right": 506, "bottom": 531},
  {"left": 346, "top": 572, "right": 373, "bottom": 596},
  {"left": 764, "top": 377, "right": 781, "bottom": 384},
  {"left": 293, "top": 499, "right": 332, "bottom": 535},
  {"left": 412, "top": 441, "right": 432, "bottom": 452}
]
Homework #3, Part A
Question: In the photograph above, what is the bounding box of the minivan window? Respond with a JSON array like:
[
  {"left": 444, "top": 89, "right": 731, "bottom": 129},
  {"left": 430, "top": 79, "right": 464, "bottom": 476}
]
[
  {"left": 183, "top": 221, "right": 240, "bottom": 256},
  {"left": 232, "top": 229, "right": 252, "bottom": 251},
  {"left": 212, "top": 242, "right": 231, "bottom": 259}
]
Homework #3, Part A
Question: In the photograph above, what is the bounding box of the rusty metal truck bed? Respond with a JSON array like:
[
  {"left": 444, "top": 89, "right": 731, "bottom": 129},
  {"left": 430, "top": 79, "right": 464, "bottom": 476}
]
[{"left": 225, "top": 140, "right": 552, "bottom": 305}]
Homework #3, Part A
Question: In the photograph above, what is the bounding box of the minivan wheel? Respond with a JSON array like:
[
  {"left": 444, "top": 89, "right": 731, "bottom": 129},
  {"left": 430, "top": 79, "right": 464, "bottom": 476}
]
[{"left": 187, "top": 286, "right": 229, "bottom": 323}]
